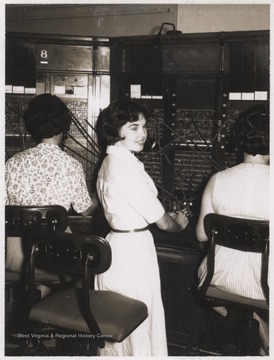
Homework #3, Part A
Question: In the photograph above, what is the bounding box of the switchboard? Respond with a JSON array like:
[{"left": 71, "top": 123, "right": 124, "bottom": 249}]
[
  {"left": 5, "top": 33, "right": 111, "bottom": 193},
  {"left": 110, "top": 30, "right": 269, "bottom": 216}
]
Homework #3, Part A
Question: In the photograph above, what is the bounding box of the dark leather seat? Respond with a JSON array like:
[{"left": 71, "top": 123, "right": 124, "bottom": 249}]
[
  {"left": 4, "top": 205, "right": 148, "bottom": 355},
  {"left": 27, "top": 232, "right": 148, "bottom": 353}
]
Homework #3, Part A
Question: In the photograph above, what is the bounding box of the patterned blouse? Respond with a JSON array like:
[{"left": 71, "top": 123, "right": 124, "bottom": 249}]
[{"left": 5, "top": 142, "right": 93, "bottom": 213}]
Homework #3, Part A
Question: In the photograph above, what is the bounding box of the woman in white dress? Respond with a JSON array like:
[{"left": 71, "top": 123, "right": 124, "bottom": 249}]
[
  {"left": 95, "top": 99, "right": 189, "bottom": 356},
  {"left": 196, "top": 103, "right": 269, "bottom": 355}
]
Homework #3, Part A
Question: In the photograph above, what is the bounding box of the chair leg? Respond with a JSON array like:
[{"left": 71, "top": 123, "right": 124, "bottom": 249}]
[
  {"left": 13, "top": 338, "right": 32, "bottom": 355},
  {"left": 32, "top": 338, "right": 48, "bottom": 351},
  {"left": 239, "top": 318, "right": 260, "bottom": 355},
  {"left": 55, "top": 336, "right": 98, "bottom": 356},
  {"left": 253, "top": 311, "right": 269, "bottom": 355},
  {"left": 10, "top": 337, "right": 50, "bottom": 356}
]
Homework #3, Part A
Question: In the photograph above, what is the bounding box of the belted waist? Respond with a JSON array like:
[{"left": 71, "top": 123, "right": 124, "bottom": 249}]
[{"left": 110, "top": 226, "right": 149, "bottom": 233}]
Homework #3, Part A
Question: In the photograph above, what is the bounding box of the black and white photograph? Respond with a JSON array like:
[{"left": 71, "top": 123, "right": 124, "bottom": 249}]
[{"left": 3, "top": 1, "right": 272, "bottom": 357}]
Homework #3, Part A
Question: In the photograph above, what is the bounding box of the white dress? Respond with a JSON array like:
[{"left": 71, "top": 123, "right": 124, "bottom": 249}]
[
  {"left": 95, "top": 145, "right": 167, "bottom": 356},
  {"left": 198, "top": 163, "right": 269, "bottom": 300}
]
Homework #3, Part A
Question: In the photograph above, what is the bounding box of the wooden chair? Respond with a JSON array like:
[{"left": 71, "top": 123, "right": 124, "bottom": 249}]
[
  {"left": 26, "top": 232, "right": 148, "bottom": 355},
  {"left": 198, "top": 213, "right": 269, "bottom": 355}
]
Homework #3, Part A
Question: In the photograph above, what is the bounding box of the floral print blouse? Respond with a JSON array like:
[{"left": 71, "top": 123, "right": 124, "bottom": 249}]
[{"left": 5, "top": 143, "right": 93, "bottom": 213}]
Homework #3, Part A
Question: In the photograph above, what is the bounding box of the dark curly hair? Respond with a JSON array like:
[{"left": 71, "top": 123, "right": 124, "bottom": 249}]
[
  {"left": 23, "top": 94, "right": 72, "bottom": 143},
  {"left": 234, "top": 103, "right": 269, "bottom": 156},
  {"left": 96, "top": 98, "right": 154, "bottom": 149}
]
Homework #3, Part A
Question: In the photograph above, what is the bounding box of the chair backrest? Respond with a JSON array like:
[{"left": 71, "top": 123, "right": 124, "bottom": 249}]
[
  {"left": 34, "top": 232, "right": 112, "bottom": 276},
  {"left": 204, "top": 213, "right": 269, "bottom": 253},
  {"left": 5, "top": 205, "right": 69, "bottom": 269},
  {"left": 201, "top": 213, "right": 269, "bottom": 302},
  {"left": 5, "top": 205, "right": 70, "bottom": 312},
  {"left": 5, "top": 205, "right": 68, "bottom": 237}
]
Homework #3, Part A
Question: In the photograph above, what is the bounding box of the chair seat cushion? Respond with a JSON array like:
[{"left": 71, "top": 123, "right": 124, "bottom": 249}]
[
  {"left": 29, "top": 288, "right": 148, "bottom": 342},
  {"left": 206, "top": 285, "right": 268, "bottom": 311}
]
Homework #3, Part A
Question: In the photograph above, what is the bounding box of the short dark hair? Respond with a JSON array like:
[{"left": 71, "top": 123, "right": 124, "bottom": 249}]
[
  {"left": 235, "top": 103, "right": 269, "bottom": 156},
  {"left": 23, "top": 94, "right": 72, "bottom": 143},
  {"left": 96, "top": 98, "right": 154, "bottom": 148}
]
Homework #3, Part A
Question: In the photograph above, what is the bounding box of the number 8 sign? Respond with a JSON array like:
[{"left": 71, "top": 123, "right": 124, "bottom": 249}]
[{"left": 40, "top": 49, "right": 48, "bottom": 59}]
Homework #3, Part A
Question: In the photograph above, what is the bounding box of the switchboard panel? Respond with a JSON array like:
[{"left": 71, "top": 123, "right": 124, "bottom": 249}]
[
  {"left": 110, "top": 30, "right": 269, "bottom": 217},
  {"left": 5, "top": 33, "right": 111, "bottom": 194},
  {"left": 162, "top": 43, "right": 223, "bottom": 73}
]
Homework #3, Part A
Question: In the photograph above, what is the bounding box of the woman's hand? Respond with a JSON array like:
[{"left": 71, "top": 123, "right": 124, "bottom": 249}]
[
  {"left": 174, "top": 209, "right": 189, "bottom": 230},
  {"left": 156, "top": 209, "right": 189, "bottom": 233},
  {"left": 168, "top": 211, "right": 177, "bottom": 219}
]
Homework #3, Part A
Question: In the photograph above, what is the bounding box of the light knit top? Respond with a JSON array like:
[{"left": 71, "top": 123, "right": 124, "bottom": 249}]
[{"left": 199, "top": 163, "right": 269, "bottom": 299}]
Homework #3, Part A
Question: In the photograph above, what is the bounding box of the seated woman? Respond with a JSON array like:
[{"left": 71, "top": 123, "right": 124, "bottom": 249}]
[
  {"left": 196, "top": 103, "right": 269, "bottom": 355},
  {"left": 5, "top": 93, "right": 97, "bottom": 274}
]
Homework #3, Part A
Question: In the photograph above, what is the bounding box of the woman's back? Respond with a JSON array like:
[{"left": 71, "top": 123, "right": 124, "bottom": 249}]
[
  {"left": 212, "top": 163, "right": 269, "bottom": 221},
  {"left": 199, "top": 162, "right": 269, "bottom": 300}
]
